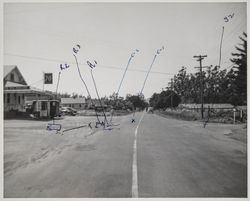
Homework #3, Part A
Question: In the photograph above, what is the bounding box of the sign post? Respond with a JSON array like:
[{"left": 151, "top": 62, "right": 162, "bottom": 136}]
[{"left": 233, "top": 108, "right": 236, "bottom": 124}]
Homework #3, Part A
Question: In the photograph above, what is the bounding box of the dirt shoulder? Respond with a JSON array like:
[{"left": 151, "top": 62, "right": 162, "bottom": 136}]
[
  {"left": 155, "top": 110, "right": 247, "bottom": 144},
  {"left": 225, "top": 126, "right": 247, "bottom": 144}
]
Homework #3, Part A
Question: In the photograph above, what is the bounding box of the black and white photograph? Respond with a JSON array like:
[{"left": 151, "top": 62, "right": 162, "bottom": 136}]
[{"left": 2, "top": 1, "right": 248, "bottom": 198}]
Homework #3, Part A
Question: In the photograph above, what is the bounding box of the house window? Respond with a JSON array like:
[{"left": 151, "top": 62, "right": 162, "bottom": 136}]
[
  {"left": 7, "top": 94, "right": 10, "bottom": 104},
  {"left": 10, "top": 73, "right": 14, "bottom": 81},
  {"left": 79, "top": 104, "right": 81, "bottom": 108},
  {"left": 41, "top": 101, "right": 47, "bottom": 110},
  {"left": 18, "top": 96, "right": 21, "bottom": 104}
]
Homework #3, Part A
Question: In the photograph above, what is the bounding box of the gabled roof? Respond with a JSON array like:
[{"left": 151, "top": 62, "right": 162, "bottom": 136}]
[
  {"left": 4, "top": 88, "right": 55, "bottom": 96},
  {"left": 5, "top": 81, "right": 28, "bottom": 88},
  {"left": 4, "top": 65, "right": 27, "bottom": 85},
  {"left": 61, "top": 97, "right": 86, "bottom": 104},
  {"left": 4, "top": 65, "right": 17, "bottom": 78},
  {"left": 236, "top": 105, "right": 247, "bottom": 110}
]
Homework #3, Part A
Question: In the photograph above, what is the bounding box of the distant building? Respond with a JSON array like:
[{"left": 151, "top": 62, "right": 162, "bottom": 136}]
[
  {"left": 4, "top": 65, "right": 56, "bottom": 118},
  {"left": 85, "top": 98, "right": 108, "bottom": 109},
  {"left": 179, "top": 103, "right": 235, "bottom": 112},
  {"left": 61, "top": 97, "right": 87, "bottom": 110}
]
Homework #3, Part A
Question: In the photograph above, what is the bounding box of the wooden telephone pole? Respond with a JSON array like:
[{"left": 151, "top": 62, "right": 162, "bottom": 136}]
[
  {"left": 168, "top": 78, "right": 174, "bottom": 109},
  {"left": 193, "top": 55, "right": 209, "bottom": 119}
]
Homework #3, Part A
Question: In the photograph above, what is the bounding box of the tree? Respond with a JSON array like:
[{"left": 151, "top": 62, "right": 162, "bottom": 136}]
[
  {"left": 149, "top": 93, "right": 160, "bottom": 108},
  {"left": 126, "top": 94, "right": 148, "bottom": 109},
  {"left": 164, "top": 33, "right": 246, "bottom": 106},
  {"left": 224, "top": 68, "right": 239, "bottom": 105},
  {"left": 230, "top": 32, "right": 247, "bottom": 105},
  {"left": 58, "top": 92, "right": 71, "bottom": 98},
  {"left": 149, "top": 90, "right": 181, "bottom": 109},
  {"left": 173, "top": 67, "right": 191, "bottom": 102},
  {"left": 203, "top": 65, "right": 228, "bottom": 104},
  {"left": 71, "top": 93, "right": 79, "bottom": 98}
]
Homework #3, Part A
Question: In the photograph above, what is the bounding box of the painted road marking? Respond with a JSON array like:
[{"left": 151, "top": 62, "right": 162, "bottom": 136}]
[{"left": 132, "top": 111, "right": 145, "bottom": 198}]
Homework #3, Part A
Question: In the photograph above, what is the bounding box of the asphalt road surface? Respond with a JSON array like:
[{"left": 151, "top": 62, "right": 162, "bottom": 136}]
[{"left": 4, "top": 112, "right": 247, "bottom": 198}]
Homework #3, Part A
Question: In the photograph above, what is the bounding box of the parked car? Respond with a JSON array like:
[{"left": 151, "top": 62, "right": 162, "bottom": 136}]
[{"left": 60, "top": 107, "right": 77, "bottom": 116}]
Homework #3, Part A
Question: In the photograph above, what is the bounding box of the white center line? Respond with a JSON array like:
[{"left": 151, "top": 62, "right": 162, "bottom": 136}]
[{"left": 132, "top": 111, "right": 145, "bottom": 198}]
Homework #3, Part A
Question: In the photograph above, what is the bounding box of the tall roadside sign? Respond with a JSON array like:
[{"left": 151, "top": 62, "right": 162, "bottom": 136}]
[{"left": 44, "top": 73, "right": 53, "bottom": 84}]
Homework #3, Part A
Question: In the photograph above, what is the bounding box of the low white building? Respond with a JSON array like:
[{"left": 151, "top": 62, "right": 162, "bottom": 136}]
[{"left": 61, "top": 97, "right": 87, "bottom": 110}]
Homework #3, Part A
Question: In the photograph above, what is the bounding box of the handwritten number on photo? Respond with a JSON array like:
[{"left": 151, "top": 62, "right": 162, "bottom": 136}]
[
  {"left": 60, "top": 63, "right": 70, "bottom": 70},
  {"left": 73, "top": 44, "right": 81, "bottom": 54},
  {"left": 87, "top": 60, "right": 97, "bottom": 69},
  {"left": 224, "top": 13, "right": 234, "bottom": 23}
]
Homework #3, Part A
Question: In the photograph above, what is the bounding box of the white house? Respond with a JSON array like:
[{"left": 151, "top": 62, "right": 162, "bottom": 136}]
[{"left": 4, "top": 65, "right": 56, "bottom": 117}]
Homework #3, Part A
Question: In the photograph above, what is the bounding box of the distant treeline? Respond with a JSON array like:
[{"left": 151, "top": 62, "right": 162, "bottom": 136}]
[
  {"left": 58, "top": 92, "right": 148, "bottom": 110},
  {"left": 149, "top": 32, "right": 247, "bottom": 109}
]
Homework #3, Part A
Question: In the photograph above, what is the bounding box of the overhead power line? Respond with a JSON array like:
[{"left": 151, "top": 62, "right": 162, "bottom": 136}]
[
  {"left": 29, "top": 78, "right": 43, "bottom": 86},
  {"left": 4, "top": 52, "right": 174, "bottom": 76}
]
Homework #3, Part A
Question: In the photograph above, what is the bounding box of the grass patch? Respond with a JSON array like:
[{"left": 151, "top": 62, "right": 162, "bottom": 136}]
[{"left": 156, "top": 109, "right": 201, "bottom": 121}]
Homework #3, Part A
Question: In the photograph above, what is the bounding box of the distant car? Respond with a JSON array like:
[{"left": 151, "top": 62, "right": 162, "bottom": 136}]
[
  {"left": 60, "top": 107, "right": 77, "bottom": 116},
  {"left": 147, "top": 107, "right": 154, "bottom": 113}
]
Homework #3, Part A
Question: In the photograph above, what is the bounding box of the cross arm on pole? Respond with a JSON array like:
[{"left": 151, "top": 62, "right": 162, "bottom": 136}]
[
  {"left": 194, "top": 66, "right": 211, "bottom": 69},
  {"left": 193, "top": 55, "right": 207, "bottom": 62},
  {"left": 193, "top": 55, "right": 207, "bottom": 58}
]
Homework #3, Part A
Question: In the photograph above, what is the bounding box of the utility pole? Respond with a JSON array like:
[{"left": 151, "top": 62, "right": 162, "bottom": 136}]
[
  {"left": 193, "top": 55, "right": 209, "bottom": 119},
  {"left": 43, "top": 72, "right": 45, "bottom": 91},
  {"left": 55, "top": 72, "right": 61, "bottom": 99},
  {"left": 168, "top": 78, "right": 174, "bottom": 109}
]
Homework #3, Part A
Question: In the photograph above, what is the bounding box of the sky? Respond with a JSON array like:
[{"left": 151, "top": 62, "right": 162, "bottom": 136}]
[{"left": 3, "top": 2, "right": 247, "bottom": 99}]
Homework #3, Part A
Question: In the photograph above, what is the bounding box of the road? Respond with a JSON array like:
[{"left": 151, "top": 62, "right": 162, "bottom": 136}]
[{"left": 4, "top": 112, "right": 247, "bottom": 197}]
